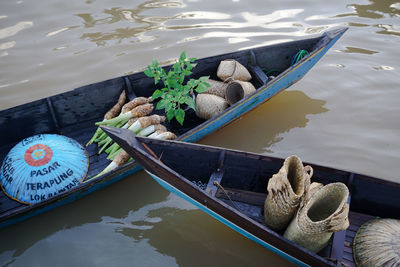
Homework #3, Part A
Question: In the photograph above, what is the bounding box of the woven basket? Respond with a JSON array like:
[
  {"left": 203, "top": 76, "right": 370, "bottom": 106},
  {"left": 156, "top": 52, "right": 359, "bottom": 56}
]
[
  {"left": 202, "top": 79, "right": 228, "bottom": 98},
  {"left": 353, "top": 218, "right": 400, "bottom": 266},
  {"left": 264, "top": 155, "right": 313, "bottom": 231},
  {"left": 225, "top": 80, "right": 256, "bottom": 105},
  {"left": 195, "top": 94, "right": 228, "bottom": 120},
  {"left": 283, "top": 182, "right": 350, "bottom": 253},
  {"left": 217, "top": 59, "right": 252, "bottom": 82},
  {"left": 304, "top": 182, "right": 324, "bottom": 204}
]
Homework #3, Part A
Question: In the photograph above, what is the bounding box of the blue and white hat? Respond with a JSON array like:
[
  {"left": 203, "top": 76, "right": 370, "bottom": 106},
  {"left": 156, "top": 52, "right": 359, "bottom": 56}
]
[{"left": 0, "top": 134, "right": 89, "bottom": 204}]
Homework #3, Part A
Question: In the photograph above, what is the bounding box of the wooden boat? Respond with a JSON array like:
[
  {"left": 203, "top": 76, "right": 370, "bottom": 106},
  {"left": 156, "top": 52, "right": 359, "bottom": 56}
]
[
  {"left": 0, "top": 27, "right": 347, "bottom": 229},
  {"left": 101, "top": 126, "right": 400, "bottom": 267}
]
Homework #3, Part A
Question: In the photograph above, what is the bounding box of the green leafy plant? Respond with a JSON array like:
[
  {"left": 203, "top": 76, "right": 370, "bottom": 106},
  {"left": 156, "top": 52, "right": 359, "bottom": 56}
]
[{"left": 144, "top": 52, "right": 210, "bottom": 125}]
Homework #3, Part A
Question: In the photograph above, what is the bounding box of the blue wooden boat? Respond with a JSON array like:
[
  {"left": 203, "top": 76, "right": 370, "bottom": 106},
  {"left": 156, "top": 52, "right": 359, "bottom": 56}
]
[
  {"left": 0, "top": 27, "right": 347, "bottom": 228},
  {"left": 101, "top": 127, "right": 400, "bottom": 267}
]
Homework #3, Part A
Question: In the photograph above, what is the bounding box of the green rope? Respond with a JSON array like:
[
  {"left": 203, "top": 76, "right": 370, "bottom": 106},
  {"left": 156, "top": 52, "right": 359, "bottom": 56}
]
[
  {"left": 261, "top": 68, "right": 281, "bottom": 76},
  {"left": 291, "top": 49, "right": 309, "bottom": 65}
]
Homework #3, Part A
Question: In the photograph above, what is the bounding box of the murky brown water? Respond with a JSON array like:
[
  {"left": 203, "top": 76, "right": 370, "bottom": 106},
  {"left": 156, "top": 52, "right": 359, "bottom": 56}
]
[{"left": 0, "top": 0, "right": 399, "bottom": 266}]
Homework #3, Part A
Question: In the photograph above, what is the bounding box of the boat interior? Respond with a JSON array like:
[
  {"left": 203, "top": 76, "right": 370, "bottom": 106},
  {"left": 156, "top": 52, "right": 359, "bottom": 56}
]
[
  {"left": 0, "top": 35, "right": 325, "bottom": 218},
  {"left": 140, "top": 138, "right": 400, "bottom": 266}
]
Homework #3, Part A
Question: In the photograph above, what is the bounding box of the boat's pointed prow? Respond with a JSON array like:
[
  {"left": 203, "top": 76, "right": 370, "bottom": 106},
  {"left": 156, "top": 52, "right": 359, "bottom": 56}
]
[
  {"left": 0, "top": 27, "right": 349, "bottom": 230},
  {"left": 325, "top": 26, "right": 348, "bottom": 39},
  {"left": 100, "top": 126, "right": 130, "bottom": 146},
  {"left": 100, "top": 125, "right": 148, "bottom": 157}
]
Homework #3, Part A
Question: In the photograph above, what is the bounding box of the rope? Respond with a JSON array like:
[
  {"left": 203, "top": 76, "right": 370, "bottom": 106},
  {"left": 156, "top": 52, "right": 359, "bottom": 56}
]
[
  {"left": 213, "top": 181, "right": 242, "bottom": 212},
  {"left": 261, "top": 68, "right": 281, "bottom": 77},
  {"left": 261, "top": 49, "right": 309, "bottom": 77},
  {"left": 291, "top": 49, "right": 309, "bottom": 65}
]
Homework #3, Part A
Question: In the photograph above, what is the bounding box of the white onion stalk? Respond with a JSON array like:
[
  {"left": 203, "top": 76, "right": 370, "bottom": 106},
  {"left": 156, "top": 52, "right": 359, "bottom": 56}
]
[
  {"left": 148, "top": 130, "right": 166, "bottom": 138},
  {"left": 136, "top": 124, "right": 167, "bottom": 137},
  {"left": 106, "top": 116, "right": 166, "bottom": 155},
  {"left": 89, "top": 128, "right": 175, "bottom": 180},
  {"left": 96, "top": 103, "right": 153, "bottom": 126},
  {"left": 86, "top": 118, "right": 107, "bottom": 146},
  {"left": 121, "top": 118, "right": 138, "bottom": 129},
  {"left": 91, "top": 150, "right": 130, "bottom": 179},
  {"left": 154, "top": 131, "right": 177, "bottom": 140},
  {"left": 87, "top": 91, "right": 127, "bottom": 146},
  {"left": 128, "top": 115, "right": 166, "bottom": 133}
]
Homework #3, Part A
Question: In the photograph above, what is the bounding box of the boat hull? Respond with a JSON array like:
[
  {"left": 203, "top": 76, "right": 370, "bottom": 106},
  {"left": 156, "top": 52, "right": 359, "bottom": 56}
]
[
  {"left": 0, "top": 27, "right": 347, "bottom": 229},
  {"left": 179, "top": 29, "right": 346, "bottom": 142},
  {"left": 99, "top": 130, "right": 400, "bottom": 267},
  {"left": 148, "top": 170, "right": 309, "bottom": 266}
]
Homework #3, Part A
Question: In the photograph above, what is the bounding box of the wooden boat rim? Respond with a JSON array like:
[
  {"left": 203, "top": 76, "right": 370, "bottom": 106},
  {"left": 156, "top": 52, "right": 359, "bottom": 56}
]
[
  {"left": 178, "top": 27, "right": 348, "bottom": 141},
  {"left": 108, "top": 132, "right": 346, "bottom": 266},
  {"left": 105, "top": 130, "right": 400, "bottom": 266},
  {"left": 136, "top": 136, "right": 400, "bottom": 189},
  {"left": 0, "top": 27, "right": 349, "bottom": 231}
]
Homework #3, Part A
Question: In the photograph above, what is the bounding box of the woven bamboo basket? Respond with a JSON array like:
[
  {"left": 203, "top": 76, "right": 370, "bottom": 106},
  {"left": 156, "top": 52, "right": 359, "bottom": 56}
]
[
  {"left": 202, "top": 79, "right": 228, "bottom": 98},
  {"left": 225, "top": 80, "right": 256, "bottom": 105},
  {"left": 195, "top": 93, "right": 228, "bottom": 120},
  {"left": 353, "top": 218, "right": 400, "bottom": 266},
  {"left": 264, "top": 155, "right": 313, "bottom": 231},
  {"left": 283, "top": 182, "right": 350, "bottom": 253},
  {"left": 217, "top": 59, "right": 252, "bottom": 82}
]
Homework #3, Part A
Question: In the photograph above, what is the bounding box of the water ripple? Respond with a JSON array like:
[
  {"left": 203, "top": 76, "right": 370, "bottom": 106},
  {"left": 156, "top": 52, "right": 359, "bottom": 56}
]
[
  {"left": 376, "top": 23, "right": 400, "bottom": 36},
  {"left": 339, "top": 46, "right": 379, "bottom": 55},
  {"left": 142, "top": 0, "right": 185, "bottom": 8},
  {"left": 74, "top": 5, "right": 308, "bottom": 47},
  {"left": 0, "top": 41, "right": 15, "bottom": 50},
  {"left": 0, "top": 21, "right": 33, "bottom": 40},
  {"left": 177, "top": 11, "right": 231, "bottom": 20},
  {"left": 46, "top": 26, "right": 79, "bottom": 37},
  {"left": 336, "top": 0, "right": 400, "bottom": 19}
]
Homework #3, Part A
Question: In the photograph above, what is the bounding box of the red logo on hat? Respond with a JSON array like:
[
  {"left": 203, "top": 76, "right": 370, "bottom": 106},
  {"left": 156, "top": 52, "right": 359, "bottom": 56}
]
[{"left": 24, "top": 144, "right": 53, "bottom": 166}]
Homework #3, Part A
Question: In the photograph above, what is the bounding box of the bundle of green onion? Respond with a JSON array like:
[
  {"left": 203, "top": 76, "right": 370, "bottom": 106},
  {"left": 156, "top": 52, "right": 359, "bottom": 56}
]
[{"left": 86, "top": 93, "right": 177, "bottom": 180}]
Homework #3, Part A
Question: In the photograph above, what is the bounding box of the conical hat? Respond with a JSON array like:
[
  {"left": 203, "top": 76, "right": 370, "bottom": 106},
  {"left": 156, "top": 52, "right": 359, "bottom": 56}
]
[
  {"left": 0, "top": 134, "right": 89, "bottom": 204},
  {"left": 353, "top": 218, "right": 400, "bottom": 266}
]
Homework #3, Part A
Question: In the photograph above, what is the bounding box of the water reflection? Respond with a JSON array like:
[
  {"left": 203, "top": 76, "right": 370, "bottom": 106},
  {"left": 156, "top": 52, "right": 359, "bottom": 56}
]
[
  {"left": 0, "top": 172, "right": 291, "bottom": 266},
  {"left": 177, "top": 11, "right": 231, "bottom": 20},
  {"left": 0, "top": 20, "right": 33, "bottom": 58},
  {"left": 74, "top": 1, "right": 308, "bottom": 47},
  {"left": 76, "top": 0, "right": 185, "bottom": 46},
  {"left": 46, "top": 26, "right": 79, "bottom": 37},
  {"left": 0, "top": 171, "right": 170, "bottom": 265},
  {"left": 373, "top": 65, "right": 395, "bottom": 71},
  {"left": 0, "top": 41, "right": 15, "bottom": 50},
  {"left": 169, "top": 9, "right": 305, "bottom": 31},
  {"left": 109, "top": 194, "right": 291, "bottom": 266},
  {"left": 336, "top": 0, "right": 400, "bottom": 36},
  {"left": 347, "top": 0, "right": 400, "bottom": 19},
  {"left": 376, "top": 23, "right": 400, "bottom": 37},
  {"left": 0, "top": 21, "right": 33, "bottom": 39},
  {"left": 200, "top": 90, "right": 328, "bottom": 154},
  {"left": 340, "top": 46, "right": 378, "bottom": 55}
]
